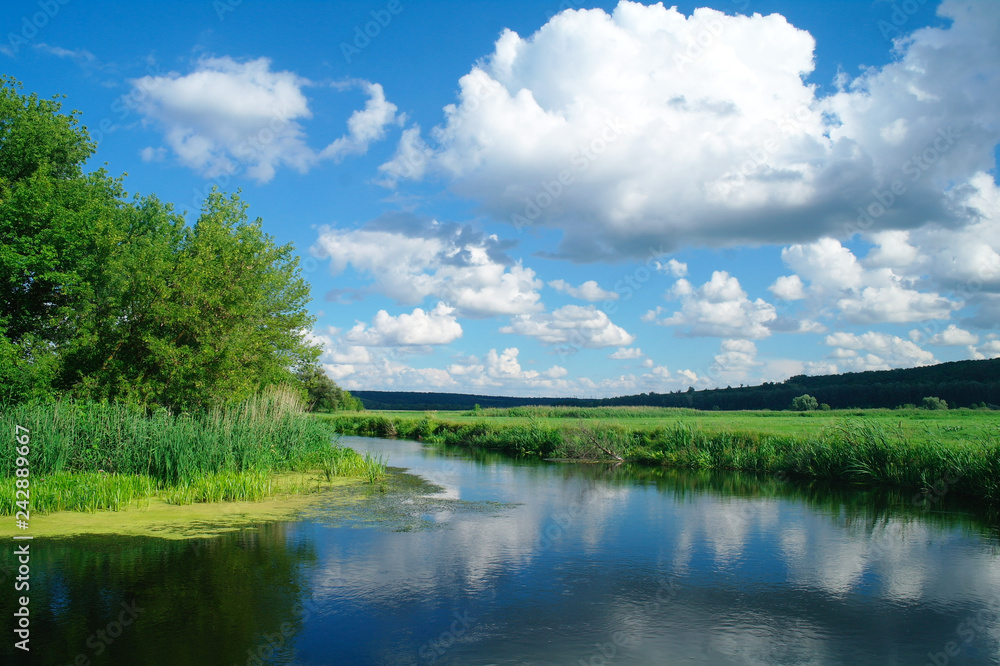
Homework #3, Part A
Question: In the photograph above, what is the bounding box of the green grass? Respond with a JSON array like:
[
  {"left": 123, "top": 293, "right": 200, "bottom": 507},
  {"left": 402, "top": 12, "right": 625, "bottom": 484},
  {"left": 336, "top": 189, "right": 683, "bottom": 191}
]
[
  {"left": 0, "top": 388, "right": 388, "bottom": 515},
  {"left": 326, "top": 407, "right": 1000, "bottom": 503}
]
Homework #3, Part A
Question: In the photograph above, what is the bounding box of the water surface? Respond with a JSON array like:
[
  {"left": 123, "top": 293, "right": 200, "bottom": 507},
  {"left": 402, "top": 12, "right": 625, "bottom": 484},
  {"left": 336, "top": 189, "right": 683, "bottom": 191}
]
[{"left": 3, "top": 435, "right": 999, "bottom": 665}]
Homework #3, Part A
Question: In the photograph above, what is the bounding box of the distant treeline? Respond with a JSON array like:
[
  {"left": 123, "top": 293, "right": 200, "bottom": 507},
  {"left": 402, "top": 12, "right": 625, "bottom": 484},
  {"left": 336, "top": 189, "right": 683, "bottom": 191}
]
[{"left": 353, "top": 358, "right": 1000, "bottom": 411}]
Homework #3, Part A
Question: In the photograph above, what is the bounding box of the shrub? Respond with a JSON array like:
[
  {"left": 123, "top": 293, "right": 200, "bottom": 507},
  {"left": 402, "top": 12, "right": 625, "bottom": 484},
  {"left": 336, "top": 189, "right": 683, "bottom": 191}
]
[
  {"left": 791, "top": 394, "right": 819, "bottom": 411},
  {"left": 921, "top": 396, "right": 949, "bottom": 410}
]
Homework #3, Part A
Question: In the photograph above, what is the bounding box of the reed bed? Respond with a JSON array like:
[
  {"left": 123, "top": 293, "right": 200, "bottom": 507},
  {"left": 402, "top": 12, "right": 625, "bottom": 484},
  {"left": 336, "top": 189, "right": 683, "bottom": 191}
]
[
  {"left": 329, "top": 412, "right": 1000, "bottom": 503},
  {"left": 0, "top": 387, "right": 388, "bottom": 514}
]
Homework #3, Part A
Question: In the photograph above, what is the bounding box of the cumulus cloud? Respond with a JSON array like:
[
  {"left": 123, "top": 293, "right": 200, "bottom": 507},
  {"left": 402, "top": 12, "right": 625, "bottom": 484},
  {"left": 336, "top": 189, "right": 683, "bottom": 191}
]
[
  {"left": 975, "top": 339, "right": 1000, "bottom": 359},
  {"left": 313, "top": 213, "right": 542, "bottom": 317},
  {"left": 548, "top": 279, "right": 618, "bottom": 301},
  {"left": 644, "top": 271, "right": 776, "bottom": 339},
  {"left": 922, "top": 324, "right": 979, "bottom": 346},
  {"left": 769, "top": 274, "right": 806, "bottom": 301},
  {"left": 710, "top": 339, "right": 762, "bottom": 384},
  {"left": 608, "top": 347, "right": 643, "bottom": 360},
  {"left": 822, "top": 332, "right": 936, "bottom": 372},
  {"left": 779, "top": 237, "right": 961, "bottom": 324},
  {"left": 134, "top": 58, "right": 398, "bottom": 182},
  {"left": 324, "top": 356, "right": 458, "bottom": 391},
  {"left": 321, "top": 81, "right": 400, "bottom": 161},
  {"left": 379, "top": 0, "right": 1000, "bottom": 261},
  {"left": 343, "top": 303, "right": 462, "bottom": 347},
  {"left": 446, "top": 348, "right": 572, "bottom": 392},
  {"left": 500, "top": 305, "right": 635, "bottom": 349},
  {"left": 836, "top": 284, "right": 956, "bottom": 324},
  {"left": 657, "top": 259, "right": 689, "bottom": 278}
]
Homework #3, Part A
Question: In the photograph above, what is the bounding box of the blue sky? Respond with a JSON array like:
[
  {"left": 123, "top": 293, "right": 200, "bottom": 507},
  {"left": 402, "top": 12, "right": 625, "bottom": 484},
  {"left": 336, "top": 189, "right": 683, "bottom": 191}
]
[{"left": 4, "top": 0, "right": 999, "bottom": 397}]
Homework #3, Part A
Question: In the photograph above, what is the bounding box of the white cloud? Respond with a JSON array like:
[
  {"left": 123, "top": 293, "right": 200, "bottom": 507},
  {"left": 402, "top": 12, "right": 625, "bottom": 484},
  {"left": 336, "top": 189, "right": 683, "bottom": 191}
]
[
  {"left": 645, "top": 271, "right": 776, "bottom": 339},
  {"left": 379, "top": 1, "right": 1000, "bottom": 261},
  {"left": 501, "top": 305, "right": 635, "bottom": 349},
  {"left": 608, "top": 347, "right": 643, "bottom": 360},
  {"left": 33, "top": 43, "right": 96, "bottom": 63},
  {"left": 836, "top": 284, "right": 957, "bottom": 324},
  {"left": 710, "top": 339, "right": 761, "bottom": 384},
  {"left": 548, "top": 279, "right": 618, "bottom": 301},
  {"left": 823, "top": 332, "right": 936, "bottom": 371},
  {"left": 325, "top": 357, "right": 458, "bottom": 391},
  {"left": 769, "top": 274, "right": 806, "bottom": 301},
  {"left": 343, "top": 302, "right": 462, "bottom": 347},
  {"left": 321, "top": 81, "right": 400, "bottom": 161},
  {"left": 924, "top": 324, "right": 979, "bottom": 346},
  {"left": 134, "top": 58, "right": 398, "bottom": 182},
  {"left": 779, "top": 237, "right": 961, "bottom": 324},
  {"left": 975, "top": 339, "right": 1000, "bottom": 359},
  {"left": 377, "top": 124, "right": 433, "bottom": 184},
  {"left": 864, "top": 230, "right": 920, "bottom": 271},
  {"left": 313, "top": 216, "right": 543, "bottom": 317},
  {"left": 781, "top": 238, "right": 863, "bottom": 293},
  {"left": 657, "top": 259, "right": 688, "bottom": 278},
  {"left": 140, "top": 146, "right": 167, "bottom": 162},
  {"left": 446, "top": 347, "right": 573, "bottom": 392}
]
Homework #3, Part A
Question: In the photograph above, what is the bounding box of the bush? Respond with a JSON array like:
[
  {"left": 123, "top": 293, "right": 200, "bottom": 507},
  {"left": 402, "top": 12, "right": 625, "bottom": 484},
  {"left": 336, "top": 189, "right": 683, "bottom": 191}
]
[
  {"left": 921, "top": 396, "right": 949, "bottom": 410},
  {"left": 791, "top": 394, "right": 819, "bottom": 411}
]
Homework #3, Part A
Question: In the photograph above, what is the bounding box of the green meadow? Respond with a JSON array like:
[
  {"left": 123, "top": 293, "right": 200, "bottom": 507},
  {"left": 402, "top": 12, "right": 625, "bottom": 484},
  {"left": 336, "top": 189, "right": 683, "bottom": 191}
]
[{"left": 326, "top": 406, "right": 1000, "bottom": 504}]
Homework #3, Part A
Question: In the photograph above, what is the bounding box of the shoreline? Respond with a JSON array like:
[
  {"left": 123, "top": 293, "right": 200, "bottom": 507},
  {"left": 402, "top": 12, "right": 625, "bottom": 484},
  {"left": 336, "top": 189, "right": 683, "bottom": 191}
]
[
  {"left": 0, "top": 471, "right": 367, "bottom": 540},
  {"left": 327, "top": 409, "right": 1000, "bottom": 505}
]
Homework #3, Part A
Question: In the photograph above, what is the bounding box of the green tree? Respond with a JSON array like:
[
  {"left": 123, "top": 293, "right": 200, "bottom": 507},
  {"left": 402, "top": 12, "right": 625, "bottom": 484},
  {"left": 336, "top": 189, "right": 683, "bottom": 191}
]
[
  {"left": 921, "top": 396, "right": 948, "bottom": 410},
  {"left": 791, "top": 394, "right": 819, "bottom": 411},
  {"left": 69, "top": 190, "right": 320, "bottom": 411},
  {"left": 0, "top": 78, "right": 321, "bottom": 410},
  {"left": 295, "top": 364, "right": 363, "bottom": 412},
  {"left": 0, "top": 77, "right": 111, "bottom": 402}
]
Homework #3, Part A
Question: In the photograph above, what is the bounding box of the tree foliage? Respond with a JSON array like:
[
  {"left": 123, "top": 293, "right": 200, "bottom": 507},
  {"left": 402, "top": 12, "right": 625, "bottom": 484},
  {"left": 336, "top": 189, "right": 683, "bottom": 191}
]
[
  {"left": 295, "top": 365, "right": 363, "bottom": 412},
  {"left": 921, "top": 396, "right": 948, "bottom": 411},
  {"left": 0, "top": 78, "right": 338, "bottom": 411},
  {"left": 791, "top": 394, "right": 819, "bottom": 411}
]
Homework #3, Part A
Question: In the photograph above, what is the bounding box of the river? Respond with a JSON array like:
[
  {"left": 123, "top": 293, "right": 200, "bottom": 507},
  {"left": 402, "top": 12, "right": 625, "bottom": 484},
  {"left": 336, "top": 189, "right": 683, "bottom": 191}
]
[{"left": 3, "top": 435, "right": 999, "bottom": 665}]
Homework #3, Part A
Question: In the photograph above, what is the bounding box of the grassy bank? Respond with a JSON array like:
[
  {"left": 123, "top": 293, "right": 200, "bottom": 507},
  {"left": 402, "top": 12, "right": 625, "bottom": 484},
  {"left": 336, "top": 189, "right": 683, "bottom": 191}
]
[
  {"left": 0, "top": 388, "right": 386, "bottom": 515},
  {"left": 326, "top": 408, "right": 1000, "bottom": 503}
]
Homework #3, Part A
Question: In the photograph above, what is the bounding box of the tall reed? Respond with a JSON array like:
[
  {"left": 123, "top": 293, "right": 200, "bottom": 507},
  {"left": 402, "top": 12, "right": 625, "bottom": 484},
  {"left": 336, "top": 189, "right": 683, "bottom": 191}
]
[{"left": 0, "top": 386, "right": 389, "bottom": 514}]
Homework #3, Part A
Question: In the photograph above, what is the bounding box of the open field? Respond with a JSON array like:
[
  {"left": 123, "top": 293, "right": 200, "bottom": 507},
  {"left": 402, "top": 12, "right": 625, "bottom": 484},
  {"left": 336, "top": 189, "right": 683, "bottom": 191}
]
[
  {"left": 356, "top": 406, "right": 998, "bottom": 447},
  {"left": 325, "top": 406, "right": 1000, "bottom": 503}
]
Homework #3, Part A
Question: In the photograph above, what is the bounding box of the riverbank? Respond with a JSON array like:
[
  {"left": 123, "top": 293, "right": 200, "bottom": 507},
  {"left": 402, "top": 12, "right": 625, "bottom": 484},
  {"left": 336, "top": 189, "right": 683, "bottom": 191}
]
[
  {"left": 0, "top": 473, "right": 367, "bottom": 540},
  {"left": 0, "top": 391, "right": 386, "bottom": 517},
  {"left": 325, "top": 407, "right": 1000, "bottom": 504}
]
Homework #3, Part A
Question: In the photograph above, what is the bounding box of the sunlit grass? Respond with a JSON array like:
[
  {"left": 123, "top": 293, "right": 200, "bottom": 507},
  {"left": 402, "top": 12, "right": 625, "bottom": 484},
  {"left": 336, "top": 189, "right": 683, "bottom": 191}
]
[
  {"left": 0, "top": 387, "right": 389, "bottom": 515},
  {"left": 329, "top": 409, "right": 1000, "bottom": 503}
]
